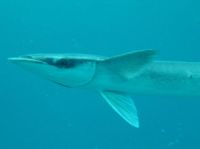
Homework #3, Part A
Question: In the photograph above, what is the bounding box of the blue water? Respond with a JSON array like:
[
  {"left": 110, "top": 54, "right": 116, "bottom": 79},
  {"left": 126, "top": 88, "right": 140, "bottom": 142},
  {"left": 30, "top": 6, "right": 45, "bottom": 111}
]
[{"left": 1, "top": 0, "right": 200, "bottom": 148}]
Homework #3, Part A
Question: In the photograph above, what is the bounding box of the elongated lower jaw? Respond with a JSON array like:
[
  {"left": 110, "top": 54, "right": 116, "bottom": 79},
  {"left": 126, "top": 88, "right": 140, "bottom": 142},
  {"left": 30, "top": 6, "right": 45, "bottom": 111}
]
[{"left": 8, "top": 57, "right": 45, "bottom": 64}]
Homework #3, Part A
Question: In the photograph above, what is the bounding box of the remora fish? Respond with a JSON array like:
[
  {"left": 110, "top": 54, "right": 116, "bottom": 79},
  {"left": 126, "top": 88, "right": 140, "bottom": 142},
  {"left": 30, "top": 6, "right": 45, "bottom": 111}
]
[{"left": 8, "top": 50, "right": 200, "bottom": 128}]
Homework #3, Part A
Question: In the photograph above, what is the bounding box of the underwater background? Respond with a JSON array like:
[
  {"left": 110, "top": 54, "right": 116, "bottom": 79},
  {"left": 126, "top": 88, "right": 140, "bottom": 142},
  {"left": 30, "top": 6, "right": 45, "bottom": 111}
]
[{"left": 0, "top": 0, "right": 200, "bottom": 148}]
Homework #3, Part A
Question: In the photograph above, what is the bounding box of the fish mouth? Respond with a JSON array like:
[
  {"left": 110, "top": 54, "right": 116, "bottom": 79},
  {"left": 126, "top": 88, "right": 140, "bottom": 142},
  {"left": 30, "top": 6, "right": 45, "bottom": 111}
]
[{"left": 8, "top": 57, "right": 46, "bottom": 64}]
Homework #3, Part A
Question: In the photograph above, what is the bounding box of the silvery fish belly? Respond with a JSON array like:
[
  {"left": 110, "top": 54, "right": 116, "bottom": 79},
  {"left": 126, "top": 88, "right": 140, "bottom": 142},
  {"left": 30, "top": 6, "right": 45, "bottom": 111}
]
[
  {"left": 92, "top": 61, "right": 200, "bottom": 96},
  {"left": 134, "top": 61, "right": 200, "bottom": 96}
]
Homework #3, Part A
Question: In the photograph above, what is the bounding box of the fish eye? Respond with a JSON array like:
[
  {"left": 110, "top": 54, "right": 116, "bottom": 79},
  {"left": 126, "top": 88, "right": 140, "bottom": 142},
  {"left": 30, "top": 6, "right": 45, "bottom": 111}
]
[
  {"left": 43, "top": 57, "right": 84, "bottom": 69},
  {"left": 55, "top": 59, "right": 75, "bottom": 68}
]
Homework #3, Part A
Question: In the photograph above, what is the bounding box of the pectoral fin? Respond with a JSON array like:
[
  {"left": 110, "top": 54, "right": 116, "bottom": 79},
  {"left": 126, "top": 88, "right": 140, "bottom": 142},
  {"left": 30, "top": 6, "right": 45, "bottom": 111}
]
[
  {"left": 102, "top": 49, "right": 156, "bottom": 79},
  {"left": 100, "top": 90, "right": 139, "bottom": 128}
]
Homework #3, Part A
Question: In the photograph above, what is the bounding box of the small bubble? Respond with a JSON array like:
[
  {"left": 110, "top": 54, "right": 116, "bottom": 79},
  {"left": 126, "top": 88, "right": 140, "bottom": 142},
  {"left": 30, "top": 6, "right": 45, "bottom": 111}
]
[{"left": 161, "top": 128, "right": 166, "bottom": 133}]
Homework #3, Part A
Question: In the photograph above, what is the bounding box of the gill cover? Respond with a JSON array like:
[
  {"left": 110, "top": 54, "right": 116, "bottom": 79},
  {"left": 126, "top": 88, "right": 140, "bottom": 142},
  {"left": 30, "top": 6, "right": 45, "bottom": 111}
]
[
  {"left": 37, "top": 57, "right": 97, "bottom": 88},
  {"left": 62, "top": 60, "right": 96, "bottom": 87}
]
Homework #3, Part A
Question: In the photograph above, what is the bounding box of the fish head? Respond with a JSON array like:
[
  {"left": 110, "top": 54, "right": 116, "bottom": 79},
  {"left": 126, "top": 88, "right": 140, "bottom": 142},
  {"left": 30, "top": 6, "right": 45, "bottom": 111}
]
[{"left": 8, "top": 54, "right": 98, "bottom": 87}]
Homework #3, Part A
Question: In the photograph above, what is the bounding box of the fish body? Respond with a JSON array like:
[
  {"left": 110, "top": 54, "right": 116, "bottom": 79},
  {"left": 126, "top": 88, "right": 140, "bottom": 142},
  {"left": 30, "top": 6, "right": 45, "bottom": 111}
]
[
  {"left": 8, "top": 50, "right": 200, "bottom": 128},
  {"left": 90, "top": 60, "right": 200, "bottom": 96}
]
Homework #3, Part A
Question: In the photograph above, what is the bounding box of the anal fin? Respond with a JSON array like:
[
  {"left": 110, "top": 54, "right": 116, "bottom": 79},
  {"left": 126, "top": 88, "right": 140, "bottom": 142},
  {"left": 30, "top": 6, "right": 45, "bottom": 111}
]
[{"left": 100, "top": 90, "right": 139, "bottom": 128}]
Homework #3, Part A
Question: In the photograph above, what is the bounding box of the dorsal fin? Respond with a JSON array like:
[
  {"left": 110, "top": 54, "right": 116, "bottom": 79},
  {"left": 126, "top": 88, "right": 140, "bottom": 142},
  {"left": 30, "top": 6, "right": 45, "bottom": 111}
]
[{"left": 103, "top": 49, "right": 156, "bottom": 79}]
